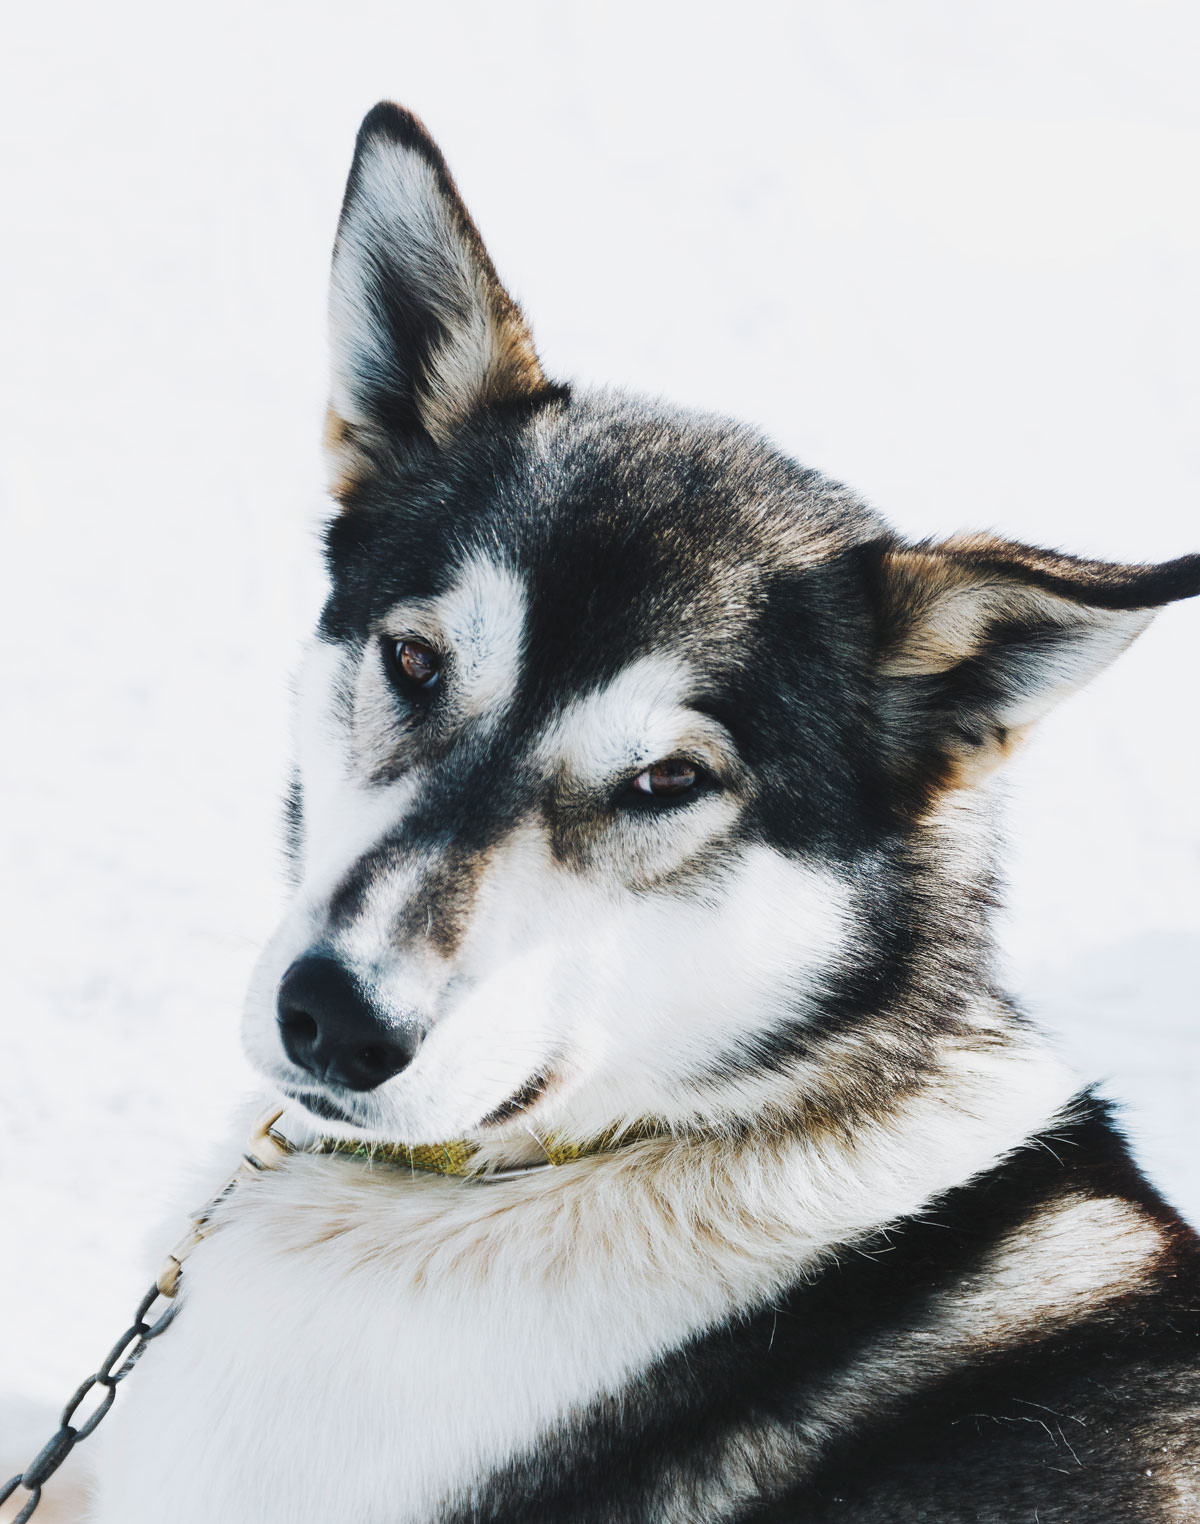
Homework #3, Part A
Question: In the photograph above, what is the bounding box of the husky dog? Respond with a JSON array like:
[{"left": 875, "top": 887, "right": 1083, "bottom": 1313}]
[{"left": 90, "top": 105, "right": 1200, "bottom": 1523}]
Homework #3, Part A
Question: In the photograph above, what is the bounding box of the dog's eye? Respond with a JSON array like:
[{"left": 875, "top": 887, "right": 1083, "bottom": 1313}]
[
  {"left": 630, "top": 759, "right": 700, "bottom": 798},
  {"left": 386, "top": 637, "right": 441, "bottom": 692}
]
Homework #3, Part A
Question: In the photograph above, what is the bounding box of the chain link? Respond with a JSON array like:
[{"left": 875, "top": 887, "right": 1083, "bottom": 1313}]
[
  {"left": 1, "top": 1107, "right": 294, "bottom": 1522},
  {"left": 0, "top": 1285, "right": 177, "bottom": 1521}
]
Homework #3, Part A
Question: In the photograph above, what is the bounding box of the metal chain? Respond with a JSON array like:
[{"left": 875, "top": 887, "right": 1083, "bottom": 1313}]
[
  {"left": 0, "top": 1107, "right": 294, "bottom": 1522},
  {"left": 0, "top": 1283, "right": 177, "bottom": 1522}
]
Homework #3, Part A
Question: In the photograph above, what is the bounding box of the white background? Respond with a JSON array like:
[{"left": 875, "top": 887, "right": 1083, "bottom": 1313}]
[{"left": 1, "top": 0, "right": 1197, "bottom": 1473}]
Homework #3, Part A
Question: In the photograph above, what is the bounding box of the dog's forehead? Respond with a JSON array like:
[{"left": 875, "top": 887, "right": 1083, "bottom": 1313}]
[
  {"left": 519, "top": 398, "right": 873, "bottom": 591},
  {"left": 323, "top": 393, "right": 884, "bottom": 707}
]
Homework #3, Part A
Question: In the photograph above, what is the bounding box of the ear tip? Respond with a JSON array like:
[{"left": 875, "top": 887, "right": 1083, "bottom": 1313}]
[
  {"left": 355, "top": 101, "right": 439, "bottom": 160},
  {"left": 1165, "top": 552, "right": 1200, "bottom": 601},
  {"left": 1127, "top": 552, "right": 1200, "bottom": 609}
]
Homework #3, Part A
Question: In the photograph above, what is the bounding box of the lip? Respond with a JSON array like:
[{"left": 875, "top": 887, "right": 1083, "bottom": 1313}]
[
  {"left": 283, "top": 1086, "right": 365, "bottom": 1126},
  {"left": 477, "top": 1068, "right": 556, "bottom": 1129}
]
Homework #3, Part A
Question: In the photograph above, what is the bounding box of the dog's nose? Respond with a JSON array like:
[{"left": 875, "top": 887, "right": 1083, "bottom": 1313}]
[{"left": 276, "top": 955, "right": 419, "bottom": 1091}]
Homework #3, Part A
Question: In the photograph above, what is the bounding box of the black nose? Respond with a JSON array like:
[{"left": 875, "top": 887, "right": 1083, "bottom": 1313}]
[{"left": 276, "top": 955, "right": 419, "bottom": 1091}]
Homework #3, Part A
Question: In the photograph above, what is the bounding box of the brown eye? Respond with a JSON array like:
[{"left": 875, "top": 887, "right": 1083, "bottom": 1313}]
[
  {"left": 390, "top": 638, "right": 441, "bottom": 690},
  {"left": 631, "top": 758, "right": 699, "bottom": 798}
]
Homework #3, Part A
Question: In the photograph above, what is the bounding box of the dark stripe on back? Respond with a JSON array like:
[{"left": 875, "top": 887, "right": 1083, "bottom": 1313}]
[{"left": 446, "top": 1097, "right": 1200, "bottom": 1524}]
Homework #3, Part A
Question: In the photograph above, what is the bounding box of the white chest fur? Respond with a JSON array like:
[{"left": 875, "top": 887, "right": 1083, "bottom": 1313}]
[{"left": 88, "top": 1051, "right": 1075, "bottom": 1524}]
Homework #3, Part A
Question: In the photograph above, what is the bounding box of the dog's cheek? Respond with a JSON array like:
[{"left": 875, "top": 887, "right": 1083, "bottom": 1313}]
[
  {"left": 550, "top": 847, "right": 855, "bottom": 1121},
  {"left": 586, "top": 793, "right": 745, "bottom": 890}
]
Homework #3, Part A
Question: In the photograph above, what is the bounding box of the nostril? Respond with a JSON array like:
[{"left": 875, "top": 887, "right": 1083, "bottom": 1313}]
[
  {"left": 281, "top": 1009, "right": 319, "bottom": 1046},
  {"left": 277, "top": 997, "right": 322, "bottom": 1075}
]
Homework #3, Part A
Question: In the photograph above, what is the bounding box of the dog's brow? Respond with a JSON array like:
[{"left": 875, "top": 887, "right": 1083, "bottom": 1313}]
[
  {"left": 537, "top": 655, "right": 735, "bottom": 781},
  {"left": 386, "top": 556, "right": 528, "bottom": 726},
  {"left": 437, "top": 557, "right": 527, "bottom": 721}
]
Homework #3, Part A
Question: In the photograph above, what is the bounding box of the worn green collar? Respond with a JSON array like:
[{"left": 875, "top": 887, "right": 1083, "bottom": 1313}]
[{"left": 314, "top": 1126, "right": 656, "bottom": 1180}]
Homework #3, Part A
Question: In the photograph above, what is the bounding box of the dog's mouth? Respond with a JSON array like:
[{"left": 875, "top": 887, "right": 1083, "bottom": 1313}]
[
  {"left": 282, "top": 1086, "right": 367, "bottom": 1126},
  {"left": 477, "top": 1067, "right": 556, "bottom": 1129},
  {"left": 281, "top": 1065, "right": 559, "bottom": 1139}
]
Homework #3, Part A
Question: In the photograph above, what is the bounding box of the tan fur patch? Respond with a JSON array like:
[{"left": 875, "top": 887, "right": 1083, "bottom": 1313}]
[
  {"left": 875, "top": 535, "right": 1156, "bottom": 804},
  {"left": 939, "top": 721, "right": 1033, "bottom": 790},
  {"left": 322, "top": 403, "right": 373, "bottom": 503},
  {"left": 878, "top": 536, "right": 1156, "bottom": 682}
]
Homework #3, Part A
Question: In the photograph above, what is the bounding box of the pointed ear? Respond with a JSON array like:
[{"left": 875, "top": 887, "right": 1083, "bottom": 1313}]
[
  {"left": 871, "top": 534, "right": 1200, "bottom": 797},
  {"left": 326, "top": 103, "right": 554, "bottom": 498}
]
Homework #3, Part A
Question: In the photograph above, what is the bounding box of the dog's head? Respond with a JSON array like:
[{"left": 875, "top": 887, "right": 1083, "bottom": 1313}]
[{"left": 243, "top": 104, "right": 1199, "bottom": 1149}]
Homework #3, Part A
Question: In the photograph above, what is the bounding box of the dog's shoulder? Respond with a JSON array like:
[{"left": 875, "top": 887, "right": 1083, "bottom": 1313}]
[
  {"left": 782, "top": 1099, "right": 1200, "bottom": 1522},
  {"left": 458, "top": 1095, "right": 1200, "bottom": 1523}
]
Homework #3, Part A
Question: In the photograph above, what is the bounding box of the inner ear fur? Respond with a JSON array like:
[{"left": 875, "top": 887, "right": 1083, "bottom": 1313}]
[
  {"left": 871, "top": 533, "right": 1200, "bottom": 797},
  {"left": 326, "top": 102, "right": 556, "bottom": 501}
]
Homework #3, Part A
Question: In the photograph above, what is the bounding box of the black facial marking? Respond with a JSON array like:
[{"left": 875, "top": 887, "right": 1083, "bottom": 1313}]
[
  {"left": 321, "top": 397, "right": 894, "bottom": 863},
  {"left": 313, "top": 400, "right": 937, "bottom": 1030}
]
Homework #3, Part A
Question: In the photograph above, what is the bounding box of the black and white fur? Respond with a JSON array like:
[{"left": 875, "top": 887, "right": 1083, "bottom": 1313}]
[{"left": 90, "top": 105, "right": 1200, "bottom": 1523}]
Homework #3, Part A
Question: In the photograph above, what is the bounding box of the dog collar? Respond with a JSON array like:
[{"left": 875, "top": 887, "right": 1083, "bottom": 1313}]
[
  {"left": 312, "top": 1126, "right": 652, "bottom": 1180},
  {"left": 160, "top": 1108, "right": 622, "bottom": 1296}
]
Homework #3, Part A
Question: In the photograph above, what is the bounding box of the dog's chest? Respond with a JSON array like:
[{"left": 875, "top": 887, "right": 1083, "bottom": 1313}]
[{"left": 87, "top": 1155, "right": 797, "bottom": 1524}]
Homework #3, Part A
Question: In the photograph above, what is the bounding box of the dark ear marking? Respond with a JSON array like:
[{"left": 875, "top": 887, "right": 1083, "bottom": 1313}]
[
  {"left": 903, "top": 536, "right": 1200, "bottom": 612},
  {"left": 871, "top": 534, "right": 1200, "bottom": 800},
  {"left": 326, "top": 102, "right": 557, "bottom": 499}
]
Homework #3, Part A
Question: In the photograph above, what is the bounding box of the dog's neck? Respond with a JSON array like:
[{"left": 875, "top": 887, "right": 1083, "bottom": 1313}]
[{"left": 269, "top": 1009, "right": 1077, "bottom": 1247}]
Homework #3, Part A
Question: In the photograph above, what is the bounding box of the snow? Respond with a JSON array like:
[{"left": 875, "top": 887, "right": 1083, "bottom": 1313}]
[{"left": 1, "top": 0, "right": 1197, "bottom": 1480}]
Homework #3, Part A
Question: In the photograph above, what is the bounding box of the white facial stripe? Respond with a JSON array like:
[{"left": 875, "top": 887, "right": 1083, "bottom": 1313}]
[
  {"left": 342, "top": 840, "right": 852, "bottom": 1146},
  {"left": 434, "top": 555, "right": 527, "bottom": 723},
  {"left": 539, "top": 654, "right": 735, "bottom": 785},
  {"left": 379, "top": 555, "right": 527, "bottom": 730},
  {"left": 241, "top": 637, "right": 427, "bottom": 1086}
]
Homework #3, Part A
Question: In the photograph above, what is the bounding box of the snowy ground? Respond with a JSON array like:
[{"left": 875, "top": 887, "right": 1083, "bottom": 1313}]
[{"left": 1, "top": 0, "right": 1197, "bottom": 1491}]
